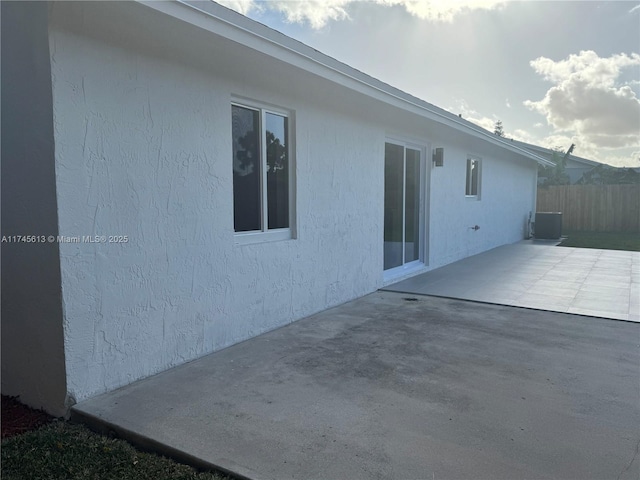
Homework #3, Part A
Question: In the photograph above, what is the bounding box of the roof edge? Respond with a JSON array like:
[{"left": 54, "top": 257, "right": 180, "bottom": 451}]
[{"left": 138, "top": 0, "right": 555, "bottom": 167}]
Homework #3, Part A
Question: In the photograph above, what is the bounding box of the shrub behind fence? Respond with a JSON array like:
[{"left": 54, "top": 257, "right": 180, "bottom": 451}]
[{"left": 536, "top": 184, "right": 640, "bottom": 232}]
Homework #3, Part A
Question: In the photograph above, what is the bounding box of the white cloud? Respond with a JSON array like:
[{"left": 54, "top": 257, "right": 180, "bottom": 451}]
[
  {"left": 269, "top": 0, "right": 351, "bottom": 29},
  {"left": 524, "top": 50, "right": 640, "bottom": 150},
  {"left": 506, "top": 98, "right": 511, "bottom": 108},
  {"left": 538, "top": 134, "right": 578, "bottom": 153},
  {"left": 217, "top": 0, "right": 505, "bottom": 28},
  {"left": 451, "top": 97, "right": 638, "bottom": 167},
  {"left": 600, "top": 151, "right": 640, "bottom": 168},
  {"left": 468, "top": 115, "right": 496, "bottom": 132},
  {"left": 377, "top": 0, "right": 505, "bottom": 23},
  {"left": 509, "top": 128, "right": 537, "bottom": 144},
  {"left": 216, "top": 0, "right": 258, "bottom": 15},
  {"left": 630, "top": 4, "right": 640, "bottom": 14},
  {"left": 454, "top": 99, "right": 498, "bottom": 132}
]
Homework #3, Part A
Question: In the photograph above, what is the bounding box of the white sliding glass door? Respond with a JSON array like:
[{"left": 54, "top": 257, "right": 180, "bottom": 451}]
[{"left": 384, "top": 142, "right": 423, "bottom": 273}]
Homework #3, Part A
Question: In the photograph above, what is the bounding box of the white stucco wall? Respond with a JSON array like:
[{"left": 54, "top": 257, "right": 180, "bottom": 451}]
[
  {"left": 49, "top": 2, "right": 386, "bottom": 403},
  {"left": 428, "top": 145, "right": 537, "bottom": 269},
  {"left": 47, "top": 2, "right": 538, "bottom": 405}
]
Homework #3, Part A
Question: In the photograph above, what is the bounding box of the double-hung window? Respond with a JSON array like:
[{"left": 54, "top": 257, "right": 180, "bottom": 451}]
[
  {"left": 231, "top": 102, "right": 292, "bottom": 241},
  {"left": 465, "top": 157, "right": 481, "bottom": 198}
]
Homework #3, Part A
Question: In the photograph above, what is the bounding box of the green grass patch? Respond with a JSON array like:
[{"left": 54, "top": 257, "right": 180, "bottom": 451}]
[
  {"left": 559, "top": 231, "right": 640, "bottom": 251},
  {"left": 1, "top": 420, "right": 232, "bottom": 480}
]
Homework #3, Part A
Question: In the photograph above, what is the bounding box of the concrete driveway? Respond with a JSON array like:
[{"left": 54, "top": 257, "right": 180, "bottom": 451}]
[
  {"left": 384, "top": 242, "right": 640, "bottom": 322},
  {"left": 73, "top": 292, "right": 640, "bottom": 480}
]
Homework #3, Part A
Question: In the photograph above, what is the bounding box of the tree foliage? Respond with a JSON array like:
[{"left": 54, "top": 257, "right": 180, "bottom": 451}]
[
  {"left": 266, "top": 130, "right": 287, "bottom": 172},
  {"left": 576, "top": 165, "right": 640, "bottom": 185},
  {"left": 538, "top": 148, "right": 570, "bottom": 186},
  {"left": 493, "top": 120, "right": 504, "bottom": 137}
]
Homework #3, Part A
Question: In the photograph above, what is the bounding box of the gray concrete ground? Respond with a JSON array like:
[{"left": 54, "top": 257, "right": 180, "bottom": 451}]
[
  {"left": 384, "top": 242, "right": 640, "bottom": 322},
  {"left": 73, "top": 292, "right": 640, "bottom": 480}
]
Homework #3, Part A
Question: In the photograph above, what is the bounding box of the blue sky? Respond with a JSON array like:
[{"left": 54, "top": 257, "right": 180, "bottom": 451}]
[{"left": 218, "top": 0, "right": 640, "bottom": 167}]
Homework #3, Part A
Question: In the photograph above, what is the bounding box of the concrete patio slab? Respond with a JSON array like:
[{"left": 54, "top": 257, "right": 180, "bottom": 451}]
[
  {"left": 383, "top": 242, "right": 640, "bottom": 322},
  {"left": 72, "top": 292, "right": 640, "bottom": 480}
]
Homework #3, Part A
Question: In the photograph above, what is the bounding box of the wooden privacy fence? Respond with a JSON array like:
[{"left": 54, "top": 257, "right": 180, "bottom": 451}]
[{"left": 536, "top": 184, "right": 640, "bottom": 232}]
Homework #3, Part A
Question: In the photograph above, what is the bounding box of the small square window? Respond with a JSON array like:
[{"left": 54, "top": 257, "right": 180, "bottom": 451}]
[
  {"left": 232, "top": 102, "right": 293, "bottom": 242},
  {"left": 465, "top": 157, "right": 481, "bottom": 197}
]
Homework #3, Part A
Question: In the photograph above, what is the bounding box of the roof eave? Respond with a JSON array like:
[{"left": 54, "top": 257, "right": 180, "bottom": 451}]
[{"left": 138, "top": 0, "right": 556, "bottom": 167}]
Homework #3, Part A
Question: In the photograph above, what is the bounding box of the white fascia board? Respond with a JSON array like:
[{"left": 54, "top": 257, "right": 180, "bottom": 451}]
[
  {"left": 137, "top": 0, "right": 553, "bottom": 167},
  {"left": 510, "top": 139, "right": 599, "bottom": 167}
]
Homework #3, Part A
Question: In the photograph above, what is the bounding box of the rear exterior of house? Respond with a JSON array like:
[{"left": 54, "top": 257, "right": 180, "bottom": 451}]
[{"left": 1, "top": 1, "right": 547, "bottom": 416}]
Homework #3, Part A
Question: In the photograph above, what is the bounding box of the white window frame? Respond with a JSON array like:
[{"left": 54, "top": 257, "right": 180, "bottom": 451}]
[
  {"left": 465, "top": 156, "right": 481, "bottom": 199},
  {"left": 231, "top": 99, "right": 295, "bottom": 245}
]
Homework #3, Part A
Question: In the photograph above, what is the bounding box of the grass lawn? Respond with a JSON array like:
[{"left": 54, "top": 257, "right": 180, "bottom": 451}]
[
  {"left": 1, "top": 420, "right": 233, "bottom": 480},
  {"left": 559, "top": 231, "right": 640, "bottom": 252}
]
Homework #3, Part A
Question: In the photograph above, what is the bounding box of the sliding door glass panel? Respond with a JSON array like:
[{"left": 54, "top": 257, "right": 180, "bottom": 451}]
[
  {"left": 405, "top": 148, "right": 421, "bottom": 263},
  {"left": 384, "top": 143, "right": 404, "bottom": 270}
]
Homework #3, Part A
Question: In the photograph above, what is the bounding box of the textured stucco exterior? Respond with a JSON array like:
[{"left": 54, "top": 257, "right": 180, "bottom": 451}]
[
  {"left": 48, "top": 1, "right": 388, "bottom": 403},
  {"left": 428, "top": 145, "right": 537, "bottom": 268},
  {"left": 3, "top": 1, "right": 540, "bottom": 413}
]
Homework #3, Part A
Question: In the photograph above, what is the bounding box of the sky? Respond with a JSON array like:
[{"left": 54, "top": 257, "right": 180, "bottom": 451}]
[{"left": 217, "top": 0, "right": 640, "bottom": 167}]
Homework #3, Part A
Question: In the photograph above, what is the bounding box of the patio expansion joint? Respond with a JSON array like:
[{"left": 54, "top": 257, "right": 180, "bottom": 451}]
[
  {"left": 384, "top": 243, "right": 636, "bottom": 323},
  {"left": 615, "top": 437, "right": 640, "bottom": 480}
]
